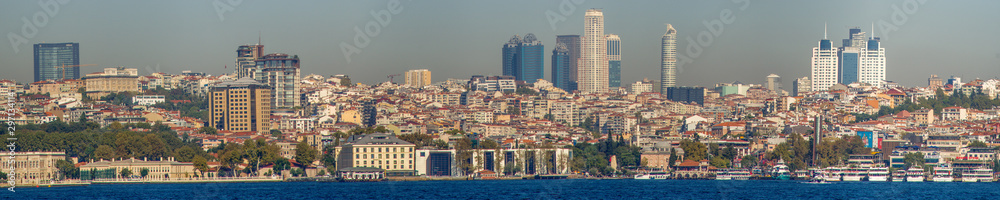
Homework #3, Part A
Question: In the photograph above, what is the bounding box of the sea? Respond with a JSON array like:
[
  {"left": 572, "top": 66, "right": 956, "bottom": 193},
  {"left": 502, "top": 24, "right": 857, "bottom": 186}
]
[{"left": 4, "top": 179, "right": 1000, "bottom": 199}]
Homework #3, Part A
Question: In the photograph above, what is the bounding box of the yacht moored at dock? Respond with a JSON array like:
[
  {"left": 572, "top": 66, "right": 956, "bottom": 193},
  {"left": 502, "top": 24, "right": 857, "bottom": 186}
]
[
  {"left": 906, "top": 166, "right": 925, "bottom": 182},
  {"left": 932, "top": 164, "right": 953, "bottom": 182},
  {"left": 868, "top": 167, "right": 889, "bottom": 182}
]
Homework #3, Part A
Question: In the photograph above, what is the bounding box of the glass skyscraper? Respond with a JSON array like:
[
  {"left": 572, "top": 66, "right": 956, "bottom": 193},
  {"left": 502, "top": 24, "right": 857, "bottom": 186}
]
[
  {"left": 606, "top": 34, "right": 621, "bottom": 88},
  {"left": 552, "top": 43, "right": 573, "bottom": 91},
  {"left": 502, "top": 33, "right": 544, "bottom": 84},
  {"left": 556, "top": 35, "right": 581, "bottom": 89},
  {"left": 34, "top": 43, "right": 80, "bottom": 82},
  {"left": 661, "top": 24, "right": 677, "bottom": 93}
]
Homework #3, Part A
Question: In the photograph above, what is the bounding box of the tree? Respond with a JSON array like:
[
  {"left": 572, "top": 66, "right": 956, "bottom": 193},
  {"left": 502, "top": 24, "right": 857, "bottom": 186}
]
[
  {"left": 668, "top": 147, "right": 678, "bottom": 169},
  {"left": 740, "top": 155, "right": 758, "bottom": 169},
  {"left": 433, "top": 139, "right": 450, "bottom": 149},
  {"left": 199, "top": 126, "right": 218, "bottom": 135},
  {"left": 710, "top": 157, "right": 730, "bottom": 168},
  {"left": 193, "top": 155, "right": 208, "bottom": 176},
  {"left": 56, "top": 160, "right": 79, "bottom": 180},
  {"left": 968, "top": 140, "right": 989, "bottom": 148},
  {"left": 270, "top": 129, "right": 282, "bottom": 137},
  {"left": 679, "top": 139, "right": 707, "bottom": 161},
  {"left": 295, "top": 142, "right": 318, "bottom": 167},
  {"left": 322, "top": 145, "right": 337, "bottom": 170},
  {"left": 455, "top": 138, "right": 474, "bottom": 175},
  {"left": 120, "top": 168, "right": 132, "bottom": 179},
  {"left": 904, "top": 152, "right": 925, "bottom": 169},
  {"left": 274, "top": 158, "right": 292, "bottom": 175},
  {"left": 174, "top": 146, "right": 197, "bottom": 162},
  {"left": 140, "top": 168, "right": 150, "bottom": 178},
  {"left": 94, "top": 145, "right": 116, "bottom": 161},
  {"left": 480, "top": 139, "right": 500, "bottom": 149}
]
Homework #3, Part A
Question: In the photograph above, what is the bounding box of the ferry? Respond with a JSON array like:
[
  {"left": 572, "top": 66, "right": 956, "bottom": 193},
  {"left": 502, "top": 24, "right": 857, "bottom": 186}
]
[
  {"left": 867, "top": 167, "right": 889, "bottom": 182},
  {"left": 906, "top": 166, "right": 925, "bottom": 182},
  {"left": 932, "top": 164, "right": 953, "bottom": 182},
  {"left": 962, "top": 168, "right": 992, "bottom": 183},
  {"left": 892, "top": 169, "right": 906, "bottom": 182},
  {"left": 842, "top": 168, "right": 863, "bottom": 182},
  {"left": 715, "top": 169, "right": 732, "bottom": 180},
  {"left": 803, "top": 173, "right": 830, "bottom": 184},
  {"left": 772, "top": 163, "right": 791, "bottom": 180},
  {"left": 634, "top": 171, "right": 671, "bottom": 180},
  {"left": 824, "top": 167, "right": 842, "bottom": 182},
  {"left": 730, "top": 169, "right": 751, "bottom": 180}
]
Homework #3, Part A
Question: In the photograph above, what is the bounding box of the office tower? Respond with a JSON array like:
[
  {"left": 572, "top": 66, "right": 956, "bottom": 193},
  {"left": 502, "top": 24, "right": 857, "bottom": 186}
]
[
  {"left": 236, "top": 44, "right": 264, "bottom": 78},
  {"left": 209, "top": 77, "right": 272, "bottom": 133},
  {"left": 661, "top": 24, "right": 677, "bottom": 93},
  {"left": 254, "top": 53, "right": 300, "bottom": 115},
  {"left": 556, "top": 35, "right": 581, "bottom": 89},
  {"left": 502, "top": 34, "right": 544, "bottom": 84},
  {"left": 82, "top": 67, "right": 138, "bottom": 99},
  {"left": 842, "top": 27, "right": 862, "bottom": 47},
  {"left": 34, "top": 43, "right": 80, "bottom": 82},
  {"left": 579, "top": 9, "right": 608, "bottom": 93},
  {"left": 793, "top": 77, "right": 811, "bottom": 96},
  {"left": 405, "top": 69, "right": 432, "bottom": 88},
  {"left": 552, "top": 43, "right": 573, "bottom": 91},
  {"left": 811, "top": 26, "right": 838, "bottom": 91},
  {"left": 666, "top": 87, "right": 705, "bottom": 105},
  {"left": 859, "top": 37, "right": 885, "bottom": 88},
  {"left": 606, "top": 34, "right": 621, "bottom": 88},
  {"left": 839, "top": 47, "right": 859, "bottom": 84},
  {"left": 766, "top": 74, "right": 782, "bottom": 91}
]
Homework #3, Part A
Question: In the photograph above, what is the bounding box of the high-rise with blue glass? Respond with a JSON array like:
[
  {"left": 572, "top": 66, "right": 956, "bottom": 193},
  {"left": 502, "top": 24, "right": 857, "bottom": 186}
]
[
  {"left": 34, "top": 43, "right": 80, "bottom": 82},
  {"left": 552, "top": 43, "right": 573, "bottom": 91},
  {"left": 606, "top": 34, "right": 621, "bottom": 88},
  {"left": 502, "top": 33, "right": 544, "bottom": 84}
]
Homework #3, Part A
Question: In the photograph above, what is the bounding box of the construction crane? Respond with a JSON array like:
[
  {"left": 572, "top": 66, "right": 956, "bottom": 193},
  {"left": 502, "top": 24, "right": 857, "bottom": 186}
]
[
  {"left": 387, "top": 74, "right": 401, "bottom": 83},
  {"left": 57, "top": 64, "right": 97, "bottom": 80}
]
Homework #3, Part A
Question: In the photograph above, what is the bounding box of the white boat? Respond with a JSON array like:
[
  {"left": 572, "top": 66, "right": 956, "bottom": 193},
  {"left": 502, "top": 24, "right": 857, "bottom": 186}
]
[
  {"left": 824, "top": 167, "right": 842, "bottom": 182},
  {"left": 731, "top": 169, "right": 751, "bottom": 180},
  {"left": 842, "top": 168, "right": 863, "bottom": 182},
  {"left": 932, "top": 165, "right": 953, "bottom": 182},
  {"left": 962, "top": 168, "right": 992, "bottom": 182},
  {"left": 906, "top": 166, "right": 925, "bottom": 182},
  {"left": 634, "top": 171, "right": 670, "bottom": 180},
  {"left": 715, "top": 169, "right": 732, "bottom": 180},
  {"left": 867, "top": 167, "right": 889, "bottom": 182},
  {"left": 892, "top": 169, "right": 906, "bottom": 182}
]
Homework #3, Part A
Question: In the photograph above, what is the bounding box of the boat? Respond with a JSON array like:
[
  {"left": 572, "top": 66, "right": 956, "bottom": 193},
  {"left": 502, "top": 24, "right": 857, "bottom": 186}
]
[
  {"left": 891, "top": 169, "right": 906, "bottom": 182},
  {"left": 715, "top": 169, "right": 732, "bottom": 180},
  {"left": 842, "top": 167, "right": 863, "bottom": 182},
  {"left": 932, "top": 164, "right": 953, "bottom": 182},
  {"left": 824, "top": 167, "right": 842, "bottom": 182},
  {"left": 803, "top": 173, "right": 830, "bottom": 184},
  {"left": 634, "top": 171, "right": 671, "bottom": 180},
  {"left": 772, "top": 162, "right": 791, "bottom": 180},
  {"left": 731, "top": 169, "right": 751, "bottom": 180},
  {"left": 906, "top": 166, "right": 925, "bottom": 182},
  {"left": 962, "top": 168, "right": 992, "bottom": 182},
  {"left": 867, "top": 167, "right": 889, "bottom": 182}
]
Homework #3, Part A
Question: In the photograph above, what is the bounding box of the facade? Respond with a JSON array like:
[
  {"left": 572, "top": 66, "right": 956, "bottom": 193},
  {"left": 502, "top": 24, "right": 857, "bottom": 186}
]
[
  {"left": 630, "top": 80, "right": 653, "bottom": 94},
  {"left": 80, "top": 157, "right": 196, "bottom": 180},
  {"left": 468, "top": 75, "right": 516, "bottom": 92},
  {"left": 838, "top": 47, "right": 860, "bottom": 84},
  {"left": 83, "top": 67, "right": 139, "bottom": 99},
  {"left": 404, "top": 69, "right": 432, "bottom": 88},
  {"left": 928, "top": 75, "right": 943, "bottom": 89},
  {"left": 132, "top": 95, "right": 165, "bottom": 106},
  {"left": 666, "top": 87, "right": 705, "bottom": 105},
  {"left": 551, "top": 43, "right": 574, "bottom": 91},
  {"left": 235, "top": 44, "right": 264, "bottom": 78},
  {"left": 858, "top": 38, "right": 886, "bottom": 88},
  {"left": 766, "top": 74, "right": 781, "bottom": 91},
  {"left": 209, "top": 77, "right": 272, "bottom": 133},
  {"left": 661, "top": 24, "right": 678, "bottom": 93},
  {"left": 502, "top": 34, "right": 544, "bottom": 84},
  {"left": 556, "top": 35, "right": 581, "bottom": 89},
  {"left": 254, "top": 53, "right": 300, "bottom": 115},
  {"left": 606, "top": 34, "right": 621, "bottom": 88},
  {"left": 578, "top": 9, "right": 608, "bottom": 93},
  {"left": 0, "top": 152, "right": 65, "bottom": 185},
  {"left": 811, "top": 38, "right": 838, "bottom": 91},
  {"left": 414, "top": 149, "right": 457, "bottom": 176},
  {"left": 793, "top": 77, "right": 811, "bottom": 96},
  {"left": 336, "top": 133, "right": 417, "bottom": 176},
  {"left": 34, "top": 43, "right": 80, "bottom": 82}
]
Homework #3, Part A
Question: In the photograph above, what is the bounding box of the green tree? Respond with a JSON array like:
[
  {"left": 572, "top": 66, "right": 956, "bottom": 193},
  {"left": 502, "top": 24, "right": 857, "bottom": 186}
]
[
  {"left": 480, "top": 139, "right": 500, "bottom": 149},
  {"left": 193, "top": 155, "right": 208, "bottom": 176},
  {"left": 199, "top": 126, "right": 218, "bottom": 135},
  {"left": 968, "top": 140, "right": 988, "bottom": 148},
  {"left": 295, "top": 142, "right": 318, "bottom": 167},
  {"left": 904, "top": 152, "right": 925, "bottom": 169},
  {"left": 680, "top": 139, "right": 707, "bottom": 161},
  {"left": 120, "top": 168, "right": 132, "bottom": 179},
  {"left": 56, "top": 160, "right": 79, "bottom": 180},
  {"left": 94, "top": 145, "right": 116, "bottom": 161},
  {"left": 740, "top": 155, "right": 758, "bottom": 169},
  {"left": 269, "top": 129, "right": 282, "bottom": 137},
  {"left": 668, "top": 147, "right": 678, "bottom": 169},
  {"left": 322, "top": 145, "right": 337, "bottom": 170},
  {"left": 710, "top": 156, "right": 730, "bottom": 168},
  {"left": 140, "top": 168, "right": 150, "bottom": 178},
  {"left": 274, "top": 158, "right": 292, "bottom": 175},
  {"left": 455, "top": 138, "right": 474, "bottom": 175}
]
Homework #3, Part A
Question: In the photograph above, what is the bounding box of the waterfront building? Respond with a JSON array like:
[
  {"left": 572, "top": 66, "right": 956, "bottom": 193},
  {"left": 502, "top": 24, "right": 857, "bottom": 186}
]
[
  {"left": 34, "top": 43, "right": 80, "bottom": 82},
  {"left": 556, "top": 35, "right": 581, "bottom": 89},
  {"left": 209, "top": 77, "right": 272, "bottom": 133},
  {"left": 661, "top": 24, "right": 677, "bottom": 92},
  {"left": 404, "top": 69, "right": 432, "bottom": 88},
  {"left": 578, "top": 9, "right": 608, "bottom": 93},
  {"left": 606, "top": 34, "right": 621, "bottom": 88},
  {"left": 254, "top": 53, "right": 300, "bottom": 115},
  {"left": 551, "top": 43, "right": 574, "bottom": 91},
  {"left": 502, "top": 34, "right": 544, "bottom": 84},
  {"left": 83, "top": 67, "right": 139, "bottom": 99},
  {"left": 235, "top": 44, "right": 264, "bottom": 78},
  {"left": 79, "top": 157, "right": 197, "bottom": 180},
  {"left": 335, "top": 133, "right": 416, "bottom": 176},
  {"left": 414, "top": 148, "right": 457, "bottom": 176},
  {"left": 0, "top": 152, "right": 65, "bottom": 185}
]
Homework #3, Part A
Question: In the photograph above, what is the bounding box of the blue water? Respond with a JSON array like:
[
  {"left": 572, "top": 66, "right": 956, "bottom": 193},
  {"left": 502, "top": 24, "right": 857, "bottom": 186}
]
[{"left": 4, "top": 180, "right": 1000, "bottom": 199}]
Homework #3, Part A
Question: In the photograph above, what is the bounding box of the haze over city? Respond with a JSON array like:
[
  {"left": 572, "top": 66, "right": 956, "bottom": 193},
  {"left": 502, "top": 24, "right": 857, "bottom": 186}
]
[{"left": 2, "top": 0, "right": 998, "bottom": 88}]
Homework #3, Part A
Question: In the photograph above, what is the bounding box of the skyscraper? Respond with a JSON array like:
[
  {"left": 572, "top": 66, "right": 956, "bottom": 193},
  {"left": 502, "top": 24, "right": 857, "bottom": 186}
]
[
  {"left": 502, "top": 34, "right": 544, "bottom": 84},
  {"left": 811, "top": 27, "right": 838, "bottom": 91},
  {"left": 766, "top": 74, "right": 781, "bottom": 91},
  {"left": 661, "top": 24, "right": 677, "bottom": 93},
  {"left": 836, "top": 27, "right": 886, "bottom": 88},
  {"left": 556, "top": 35, "right": 581, "bottom": 90},
  {"left": 859, "top": 37, "right": 886, "bottom": 88},
  {"left": 34, "top": 43, "right": 80, "bottom": 82},
  {"left": 236, "top": 44, "right": 264, "bottom": 78},
  {"left": 793, "top": 76, "right": 811, "bottom": 96},
  {"left": 552, "top": 43, "right": 573, "bottom": 91},
  {"left": 606, "top": 34, "right": 621, "bottom": 88},
  {"left": 405, "top": 69, "right": 432, "bottom": 88},
  {"left": 838, "top": 47, "right": 860, "bottom": 84},
  {"left": 209, "top": 77, "right": 272, "bottom": 133},
  {"left": 254, "top": 53, "right": 300, "bottom": 115},
  {"left": 578, "top": 9, "right": 608, "bottom": 93}
]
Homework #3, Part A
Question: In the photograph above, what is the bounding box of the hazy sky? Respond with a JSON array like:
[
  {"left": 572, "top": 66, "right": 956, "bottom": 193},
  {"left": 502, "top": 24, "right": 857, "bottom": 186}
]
[{"left": 2, "top": 0, "right": 999, "bottom": 89}]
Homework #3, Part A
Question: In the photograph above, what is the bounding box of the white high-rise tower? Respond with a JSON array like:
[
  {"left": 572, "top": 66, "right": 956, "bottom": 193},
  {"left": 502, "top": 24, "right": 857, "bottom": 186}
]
[
  {"left": 661, "top": 24, "right": 677, "bottom": 93},
  {"left": 859, "top": 37, "right": 885, "bottom": 88},
  {"left": 578, "top": 9, "right": 608, "bottom": 93},
  {"left": 811, "top": 25, "right": 838, "bottom": 91}
]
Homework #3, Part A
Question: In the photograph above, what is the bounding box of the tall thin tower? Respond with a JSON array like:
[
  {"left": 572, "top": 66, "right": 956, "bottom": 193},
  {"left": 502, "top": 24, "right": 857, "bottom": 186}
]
[
  {"left": 578, "top": 9, "right": 608, "bottom": 93},
  {"left": 661, "top": 24, "right": 677, "bottom": 93},
  {"left": 606, "top": 34, "right": 621, "bottom": 88}
]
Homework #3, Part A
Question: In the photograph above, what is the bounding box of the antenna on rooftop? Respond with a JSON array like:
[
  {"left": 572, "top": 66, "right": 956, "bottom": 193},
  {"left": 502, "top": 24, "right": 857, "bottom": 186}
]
[
  {"left": 824, "top": 22, "right": 827, "bottom": 39},
  {"left": 258, "top": 31, "right": 262, "bottom": 45}
]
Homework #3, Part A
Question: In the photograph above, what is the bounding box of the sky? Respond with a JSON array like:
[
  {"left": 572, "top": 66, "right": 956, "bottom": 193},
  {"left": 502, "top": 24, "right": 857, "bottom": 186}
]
[{"left": 1, "top": 0, "right": 999, "bottom": 89}]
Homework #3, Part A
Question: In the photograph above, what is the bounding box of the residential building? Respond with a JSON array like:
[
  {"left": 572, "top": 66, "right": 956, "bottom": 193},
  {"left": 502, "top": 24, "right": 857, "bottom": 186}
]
[
  {"left": 404, "top": 69, "right": 432, "bottom": 88},
  {"left": 254, "top": 53, "right": 300, "bottom": 115},
  {"left": 34, "top": 43, "right": 80, "bottom": 82},
  {"left": 83, "top": 67, "right": 139, "bottom": 99},
  {"left": 209, "top": 77, "right": 272, "bottom": 133},
  {"left": 132, "top": 95, "right": 165, "bottom": 106},
  {"left": 793, "top": 77, "right": 811, "bottom": 96},
  {"left": 556, "top": 35, "right": 581, "bottom": 89},
  {"left": 0, "top": 152, "right": 65, "bottom": 185},
  {"left": 336, "top": 133, "right": 416, "bottom": 176},
  {"left": 629, "top": 79, "right": 653, "bottom": 94},
  {"left": 579, "top": 9, "right": 608, "bottom": 93},
  {"left": 666, "top": 87, "right": 705, "bottom": 105},
  {"left": 468, "top": 75, "right": 516, "bottom": 92},
  {"left": 607, "top": 34, "right": 621, "bottom": 88},
  {"left": 942, "top": 107, "right": 968, "bottom": 121},
  {"left": 661, "top": 24, "right": 677, "bottom": 92},
  {"left": 551, "top": 43, "right": 574, "bottom": 91},
  {"left": 502, "top": 34, "right": 544, "bottom": 84}
]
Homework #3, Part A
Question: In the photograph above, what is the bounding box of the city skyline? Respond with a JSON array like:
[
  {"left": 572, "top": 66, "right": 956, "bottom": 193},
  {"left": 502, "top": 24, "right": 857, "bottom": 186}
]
[{"left": 2, "top": 1, "right": 999, "bottom": 88}]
